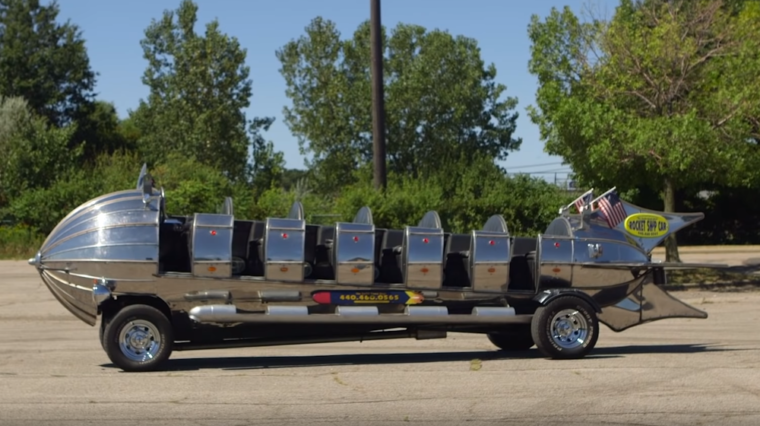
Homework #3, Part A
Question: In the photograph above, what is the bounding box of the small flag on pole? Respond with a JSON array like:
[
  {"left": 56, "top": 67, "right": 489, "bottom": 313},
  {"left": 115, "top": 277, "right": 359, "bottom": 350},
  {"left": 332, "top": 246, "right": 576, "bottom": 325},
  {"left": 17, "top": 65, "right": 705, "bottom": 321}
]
[
  {"left": 575, "top": 191, "right": 594, "bottom": 213},
  {"left": 566, "top": 188, "right": 594, "bottom": 214},
  {"left": 598, "top": 190, "right": 627, "bottom": 228}
]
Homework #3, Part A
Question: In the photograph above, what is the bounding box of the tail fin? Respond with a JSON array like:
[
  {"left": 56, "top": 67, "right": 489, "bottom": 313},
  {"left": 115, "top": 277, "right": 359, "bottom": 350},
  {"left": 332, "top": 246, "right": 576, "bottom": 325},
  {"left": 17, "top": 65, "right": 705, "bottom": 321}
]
[{"left": 599, "top": 199, "right": 704, "bottom": 254}]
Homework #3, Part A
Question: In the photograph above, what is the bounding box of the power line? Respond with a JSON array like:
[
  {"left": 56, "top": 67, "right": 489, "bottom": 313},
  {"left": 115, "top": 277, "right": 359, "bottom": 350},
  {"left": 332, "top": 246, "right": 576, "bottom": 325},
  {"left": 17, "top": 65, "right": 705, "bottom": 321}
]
[
  {"left": 503, "top": 161, "right": 566, "bottom": 170},
  {"left": 507, "top": 169, "right": 575, "bottom": 175}
]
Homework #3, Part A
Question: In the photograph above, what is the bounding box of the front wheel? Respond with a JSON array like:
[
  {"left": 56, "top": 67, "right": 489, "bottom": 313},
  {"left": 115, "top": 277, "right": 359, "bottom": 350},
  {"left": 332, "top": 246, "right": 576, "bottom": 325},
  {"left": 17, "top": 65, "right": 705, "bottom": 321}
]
[
  {"left": 531, "top": 296, "right": 599, "bottom": 359},
  {"left": 102, "top": 304, "right": 174, "bottom": 372}
]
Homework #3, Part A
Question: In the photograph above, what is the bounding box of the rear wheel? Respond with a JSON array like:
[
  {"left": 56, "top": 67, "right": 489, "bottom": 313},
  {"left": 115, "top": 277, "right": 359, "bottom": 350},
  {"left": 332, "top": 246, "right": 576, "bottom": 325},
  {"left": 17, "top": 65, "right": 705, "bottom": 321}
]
[
  {"left": 531, "top": 296, "right": 599, "bottom": 359},
  {"left": 487, "top": 326, "right": 534, "bottom": 351},
  {"left": 102, "top": 304, "right": 174, "bottom": 372}
]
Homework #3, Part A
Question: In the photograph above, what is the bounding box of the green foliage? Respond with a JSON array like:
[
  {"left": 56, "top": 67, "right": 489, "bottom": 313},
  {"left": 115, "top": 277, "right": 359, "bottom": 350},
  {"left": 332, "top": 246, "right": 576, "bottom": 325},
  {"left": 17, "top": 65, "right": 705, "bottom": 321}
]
[
  {"left": 4, "top": 150, "right": 143, "bottom": 234},
  {"left": 5, "top": 168, "right": 94, "bottom": 234},
  {"left": 76, "top": 101, "right": 136, "bottom": 159},
  {"left": 528, "top": 1, "right": 760, "bottom": 192},
  {"left": 130, "top": 0, "right": 278, "bottom": 182},
  {"left": 0, "top": 96, "right": 80, "bottom": 205},
  {"left": 276, "top": 17, "right": 522, "bottom": 187},
  {"left": 0, "top": 224, "right": 44, "bottom": 259},
  {"left": 249, "top": 117, "right": 286, "bottom": 195},
  {"left": 526, "top": 0, "right": 760, "bottom": 260},
  {"left": 0, "top": 0, "right": 96, "bottom": 127},
  {"left": 151, "top": 153, "right": 234, "bottom": 215},
  {"left": 335, "top": 157, "right": 573, "bottom": 236}
]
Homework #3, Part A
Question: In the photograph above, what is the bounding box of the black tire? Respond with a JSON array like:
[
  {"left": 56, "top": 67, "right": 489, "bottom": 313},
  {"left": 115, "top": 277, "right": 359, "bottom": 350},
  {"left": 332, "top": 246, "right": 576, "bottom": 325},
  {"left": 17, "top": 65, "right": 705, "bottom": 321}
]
[
  {"left": 487, "top": 327, "right": 534, "bottom": 351},
  {"left": 530, "top": 296, "right": 599, "bottom": 359},
  {"left": 102, "top": 304, "right": 174, "bottom": 372},
  {"left": 99, "top": 318, "right": 107, "bottom": 351}
]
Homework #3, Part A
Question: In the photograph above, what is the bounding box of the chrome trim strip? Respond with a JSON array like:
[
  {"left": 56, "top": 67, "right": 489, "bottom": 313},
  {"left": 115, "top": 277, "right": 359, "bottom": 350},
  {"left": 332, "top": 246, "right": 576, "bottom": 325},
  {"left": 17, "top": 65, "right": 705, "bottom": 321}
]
[
  {"left": 266, "top": 306, "right": 309, "bottom": 315},
  {"left": 471, "top": 306, "right": 516, "bottom": 316},
  {"left": 335, "top": 306, "right": 379, "bottom": 316},
  {"left": 189, "top": 313, "right": 534, "bottom": 325},
  {"left": 404, "top": 306, "right": 449, "bottom": 316}
]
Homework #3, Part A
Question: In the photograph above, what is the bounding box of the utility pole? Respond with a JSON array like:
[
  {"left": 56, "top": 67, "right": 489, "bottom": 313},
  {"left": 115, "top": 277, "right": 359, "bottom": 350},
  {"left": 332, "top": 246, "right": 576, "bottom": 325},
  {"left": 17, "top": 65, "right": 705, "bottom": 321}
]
[{"left": 370, "top": 0, "right": 387, "bottom": 190}]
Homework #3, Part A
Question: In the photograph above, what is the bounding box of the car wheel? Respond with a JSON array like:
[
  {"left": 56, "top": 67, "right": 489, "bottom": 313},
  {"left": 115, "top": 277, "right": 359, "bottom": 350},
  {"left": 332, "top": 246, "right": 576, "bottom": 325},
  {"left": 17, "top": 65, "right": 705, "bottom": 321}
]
[
  {"left": 531, "top": 296, "right": 599, "bottom": 359},
  {"left": 102, "top": 304, "right": 174, "bottom": 372}
]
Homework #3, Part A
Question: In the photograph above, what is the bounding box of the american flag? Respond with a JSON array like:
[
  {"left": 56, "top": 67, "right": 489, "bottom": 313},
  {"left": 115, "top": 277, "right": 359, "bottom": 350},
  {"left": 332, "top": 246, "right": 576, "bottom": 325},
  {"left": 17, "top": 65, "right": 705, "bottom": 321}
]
[
  {"left": 575, "top": 192, "right": 593, "bottom": 213},
  {"left": 598, "top": 191, "right": 627, "bottom": 228}
]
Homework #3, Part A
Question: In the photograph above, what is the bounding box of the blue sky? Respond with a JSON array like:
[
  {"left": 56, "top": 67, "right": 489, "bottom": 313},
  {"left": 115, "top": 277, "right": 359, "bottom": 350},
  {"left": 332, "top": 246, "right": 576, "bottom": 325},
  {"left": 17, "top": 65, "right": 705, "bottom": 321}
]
[{"left": 55, "top": 0, "right": 609, "bottom": 182}]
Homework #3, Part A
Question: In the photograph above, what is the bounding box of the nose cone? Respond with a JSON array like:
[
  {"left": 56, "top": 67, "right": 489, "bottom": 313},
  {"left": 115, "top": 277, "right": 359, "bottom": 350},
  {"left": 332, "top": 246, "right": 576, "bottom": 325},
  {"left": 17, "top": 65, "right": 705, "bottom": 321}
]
[{"left": 28, "top": 251, "right": 41, "bottom": 268}]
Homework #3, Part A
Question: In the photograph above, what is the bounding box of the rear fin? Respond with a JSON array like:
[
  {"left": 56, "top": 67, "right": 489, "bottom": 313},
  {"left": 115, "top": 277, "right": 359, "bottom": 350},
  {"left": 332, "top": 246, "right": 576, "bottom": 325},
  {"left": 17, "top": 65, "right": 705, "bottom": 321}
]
[
  {"left": 620, "top": 200, "right": 704, "bottom": 254},
  {"left": 590, "top": 198, "right": 704, "bottom": 255}
]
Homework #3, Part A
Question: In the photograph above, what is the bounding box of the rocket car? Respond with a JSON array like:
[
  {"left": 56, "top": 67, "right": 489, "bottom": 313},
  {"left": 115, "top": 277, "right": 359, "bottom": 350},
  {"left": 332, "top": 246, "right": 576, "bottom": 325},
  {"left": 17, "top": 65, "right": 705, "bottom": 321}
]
[{"left": 28, "top": 165, "right": 725, "bottom": 372}]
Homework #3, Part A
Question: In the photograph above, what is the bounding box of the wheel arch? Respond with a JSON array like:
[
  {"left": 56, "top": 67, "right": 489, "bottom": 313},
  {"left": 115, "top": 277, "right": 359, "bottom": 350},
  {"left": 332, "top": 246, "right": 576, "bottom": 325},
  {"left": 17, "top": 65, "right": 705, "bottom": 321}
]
[
  {"left": 533, "top": 289, "right": 602, "bottom": 313},
  {"left": 100, "top": 294, "right": 173, "bottom": 325}
]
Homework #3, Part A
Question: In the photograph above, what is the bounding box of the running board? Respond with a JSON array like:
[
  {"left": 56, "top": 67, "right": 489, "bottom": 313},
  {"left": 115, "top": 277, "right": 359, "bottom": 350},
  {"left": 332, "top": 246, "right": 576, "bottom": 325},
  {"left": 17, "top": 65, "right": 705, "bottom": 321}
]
[{"left": 187, "top": 304, "right": 531, "bottom": 325}]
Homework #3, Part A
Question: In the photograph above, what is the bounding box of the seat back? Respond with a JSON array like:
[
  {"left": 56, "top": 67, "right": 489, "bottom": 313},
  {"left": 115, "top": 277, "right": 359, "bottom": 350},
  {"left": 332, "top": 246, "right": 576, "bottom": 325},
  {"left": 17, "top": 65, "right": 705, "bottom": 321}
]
[
  {"left": 263, "top": 216, "right": 306, "bottom": 282},
  {"left": 468, "top": 216, "right": 511, "bottom": 293},
  {"left": 334, "top": 222, "right": 376, "bottom": 285},
  {"left": 402, "top": 211, "right": 445, "bottom": 290},
  {"left": 190, "top": 213, "right": 234, "bottom": 278},
  {"left": 333, "top": 206, "right": 376, "bottom": 285}
]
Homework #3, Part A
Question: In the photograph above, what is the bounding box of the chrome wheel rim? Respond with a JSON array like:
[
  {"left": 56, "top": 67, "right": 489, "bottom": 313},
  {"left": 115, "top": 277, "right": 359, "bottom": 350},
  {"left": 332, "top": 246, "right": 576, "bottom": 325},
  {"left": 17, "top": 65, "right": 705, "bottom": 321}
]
[
  {"left": 550, "top": 309, "right": 588, "bottom": 349},
  {"left": 118, "top": 320, "right": 161, "bottom": 362}
]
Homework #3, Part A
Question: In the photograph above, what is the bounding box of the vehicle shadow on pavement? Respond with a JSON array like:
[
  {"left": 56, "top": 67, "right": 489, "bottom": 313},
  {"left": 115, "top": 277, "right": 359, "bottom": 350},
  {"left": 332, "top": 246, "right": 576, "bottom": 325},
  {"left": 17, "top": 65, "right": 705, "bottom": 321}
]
[
  {"left": 591, "top": 343, "right": 742, "bottom": 356},
  {"left": 99, "top": 343, "right": 739, "bottom": 372}
]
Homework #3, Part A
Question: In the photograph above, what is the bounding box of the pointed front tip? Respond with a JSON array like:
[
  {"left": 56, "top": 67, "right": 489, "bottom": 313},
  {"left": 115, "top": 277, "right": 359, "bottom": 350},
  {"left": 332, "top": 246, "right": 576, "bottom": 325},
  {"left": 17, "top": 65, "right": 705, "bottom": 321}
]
[{"left": 28, "top": 252, "right": 41, "bottom": 267}]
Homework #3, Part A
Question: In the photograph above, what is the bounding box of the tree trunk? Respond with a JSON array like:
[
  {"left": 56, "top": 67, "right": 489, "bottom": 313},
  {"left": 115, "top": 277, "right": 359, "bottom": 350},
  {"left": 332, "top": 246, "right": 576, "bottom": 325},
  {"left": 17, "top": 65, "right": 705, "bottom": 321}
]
[{"left": 663, "top": 177, "right": 681, "bottom": 263}]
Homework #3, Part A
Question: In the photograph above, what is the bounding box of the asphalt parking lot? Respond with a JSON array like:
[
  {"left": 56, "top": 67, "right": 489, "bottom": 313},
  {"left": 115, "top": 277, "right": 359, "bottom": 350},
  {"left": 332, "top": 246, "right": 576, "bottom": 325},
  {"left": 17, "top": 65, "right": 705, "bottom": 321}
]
[{"left": 1, "top": 254, "right": 759, "bottom": 426}]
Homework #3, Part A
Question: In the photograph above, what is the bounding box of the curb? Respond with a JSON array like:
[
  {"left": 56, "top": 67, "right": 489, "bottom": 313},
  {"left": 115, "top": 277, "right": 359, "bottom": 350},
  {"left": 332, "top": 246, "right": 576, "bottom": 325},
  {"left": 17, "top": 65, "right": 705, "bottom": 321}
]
[
  {"left": 651, "top": 246, "right": 760, "bottom": 255},
  {"left": 663, "top": 282, "right": 760, "bottom": 292}
]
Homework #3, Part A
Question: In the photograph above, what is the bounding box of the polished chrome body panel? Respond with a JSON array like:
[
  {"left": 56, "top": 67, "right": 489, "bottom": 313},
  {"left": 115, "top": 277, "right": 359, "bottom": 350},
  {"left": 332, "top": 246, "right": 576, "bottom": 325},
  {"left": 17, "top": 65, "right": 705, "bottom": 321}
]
[
  {"left": 402, "top": 224, "right": 445, "bottom": 290},
  {"left": 264, "top": 217, "right": 306, "bottom": 282},
  {"left": 30, "top": 186, "right": 162, "bottom": 325},
  {"left": 334, "top": 222, "right": 376, "bottom": 285},
  {"left": 191, "top": 213, "right": 234, "bottom": 278},
  {"left": 597, "top": 277, "right": 708, "bottom": 332},
  {"left": 470, "top": 230, "right": 511, "bottom": 292},
  {"left": 28, "top": 172, "right": 724, "bottom": 352}
]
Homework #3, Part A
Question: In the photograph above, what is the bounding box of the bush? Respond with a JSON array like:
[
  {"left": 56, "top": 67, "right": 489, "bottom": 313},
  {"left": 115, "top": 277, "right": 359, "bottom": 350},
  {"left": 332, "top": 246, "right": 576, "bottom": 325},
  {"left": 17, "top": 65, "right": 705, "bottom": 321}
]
[
  {"left": 334, "top": 160, "right": 573, "bottom": 236},
  {"left": 0, "top": 224, "right": 45, "bottom": 259}
]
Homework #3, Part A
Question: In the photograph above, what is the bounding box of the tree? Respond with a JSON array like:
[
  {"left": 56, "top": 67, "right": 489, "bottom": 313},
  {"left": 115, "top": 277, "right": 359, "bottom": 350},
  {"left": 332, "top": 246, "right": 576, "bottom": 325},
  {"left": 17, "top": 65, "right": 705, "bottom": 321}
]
[
  {"left": 527, "top": 0, "right": 760, "bottom": 261},
  {"left": 131, "top": 0, "right": 275, "bottom": 182},
  {"left": 249, "top": 116, "right": 285, "bottom": 194},
  {"left": 276, "top": 18, "right": 521, "bottom": 188},
  {"left": 0, "top": 0, "right": 96, "bottom": 127},
  {"left": 75, "top": 101, "right": 137, "bottom": 159},
  {"left": 0, "top": 95, "right": 80, "bottom": 207}
]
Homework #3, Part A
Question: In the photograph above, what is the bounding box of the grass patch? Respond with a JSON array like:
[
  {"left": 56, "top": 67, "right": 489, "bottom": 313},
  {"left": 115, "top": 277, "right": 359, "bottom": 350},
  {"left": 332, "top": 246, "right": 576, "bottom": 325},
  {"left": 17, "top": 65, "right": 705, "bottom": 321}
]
[
  {"left": 666, "top": 268, "right": 759, "bottom": 285},
  {"left": 0, "top": 225, "right": 45, "bottom": 260},
  {"left": 665, "top": 268, "right": 760, "bottom": 292}
]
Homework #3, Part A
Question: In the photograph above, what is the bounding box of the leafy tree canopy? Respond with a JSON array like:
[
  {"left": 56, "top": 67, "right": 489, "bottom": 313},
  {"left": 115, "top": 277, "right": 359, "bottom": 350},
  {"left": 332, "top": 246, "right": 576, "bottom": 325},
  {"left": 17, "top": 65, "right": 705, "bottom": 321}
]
[
  {"left": 0, "top": 0, "right": 96, "bottom": 127},
  {"left": 277, "top": 17, "right": 522, "bottom": 187},
  {"left": 130, "top": 0, "right": 277, "bottom": 182},
  {"left": 527, "top": 0, "right": 760, "bottom": 260}
]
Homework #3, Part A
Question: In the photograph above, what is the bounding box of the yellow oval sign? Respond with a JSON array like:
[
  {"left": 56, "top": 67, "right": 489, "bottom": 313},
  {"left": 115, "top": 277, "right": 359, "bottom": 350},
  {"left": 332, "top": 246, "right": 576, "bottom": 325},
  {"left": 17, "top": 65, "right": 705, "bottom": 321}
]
[{"left": 624, "top": 213, "right": 669, "bottom": 238}]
